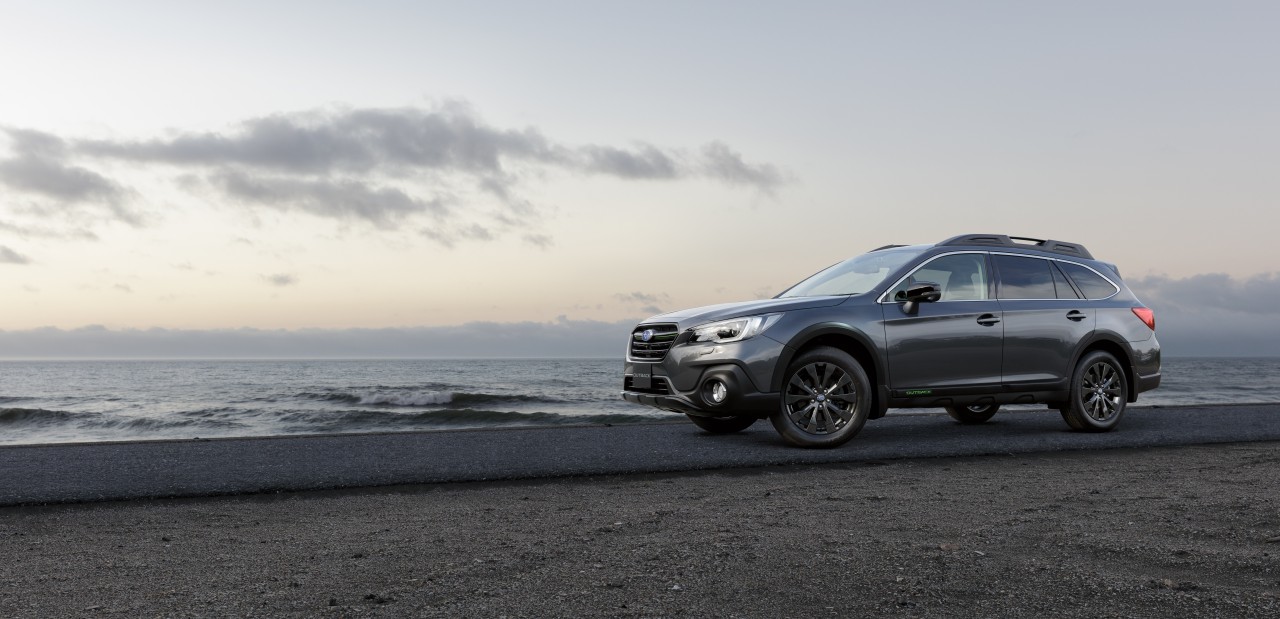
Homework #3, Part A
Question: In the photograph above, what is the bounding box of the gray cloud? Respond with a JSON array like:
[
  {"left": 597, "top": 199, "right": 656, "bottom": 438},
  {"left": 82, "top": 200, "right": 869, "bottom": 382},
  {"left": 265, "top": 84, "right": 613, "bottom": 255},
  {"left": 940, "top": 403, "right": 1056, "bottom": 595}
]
[
  {"left": 263, "top": 273, "right": 298, "bottom": 287},
  {"left": 1123, "top": 273, "right": 1280, "bottom": 356},
  {"left": 0, "top": 219, "right": 98, "bottom": 241},
  {"left": 214, "top": 169, "right": 448, "bottom": 227},
  {"left": 77, "top": 106, "right": 565, "bottom": 175},
  {"left": 0, "top": 245, "right": 31, "bottom": 264},
  {"left": 0, "top": 129, "right": 140, "bottom": 225},
  {"left": 614, "top": 291, "right": 671, "bottom": 315},
  {"left": 1129, "top": 273, "right": 1280, "bottom": 315},
  {"left": 522, "top": 233, "right": 554, "bottom": 249},
  {"left": 419, "top": 223, "right": 495, "bottom": 248},
  {"left": 699, "top": 142, "right": 786, "bottom": 193},
  {"left": 582, "top": 143, "right": 678, "bottom": 179},
  {"left": 614, "top": 291, "right": 669, "bottom": 305},
  {"left": 1, "top": 104, "right": 787, "bottom": 246}
]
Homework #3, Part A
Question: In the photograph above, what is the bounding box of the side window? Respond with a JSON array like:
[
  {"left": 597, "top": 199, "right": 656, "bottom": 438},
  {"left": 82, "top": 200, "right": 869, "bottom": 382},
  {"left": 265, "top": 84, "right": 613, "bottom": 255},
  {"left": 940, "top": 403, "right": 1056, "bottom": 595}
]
[
  {"left": 1051, "top": 262, "right": 1080, "bottom": 299},
  {"left": 1059, "top": 263, "right": 1118, "bottom": 300},
  {"left": 890, "top": 254, "right": 989, "bottom": 302},
  {"left": 994, "top": 255, "right": 1056, "bottom": 300}
]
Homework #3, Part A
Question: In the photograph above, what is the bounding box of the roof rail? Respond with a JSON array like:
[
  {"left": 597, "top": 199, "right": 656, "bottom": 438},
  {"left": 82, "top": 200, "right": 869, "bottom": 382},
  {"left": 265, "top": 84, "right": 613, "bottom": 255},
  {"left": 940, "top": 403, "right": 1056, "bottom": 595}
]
[
  {"left": 936, "top": 234, "right": 1094, "bottom": 259},
  {"left": 870, "top": 244, "right": 907, "bottom": 252}
]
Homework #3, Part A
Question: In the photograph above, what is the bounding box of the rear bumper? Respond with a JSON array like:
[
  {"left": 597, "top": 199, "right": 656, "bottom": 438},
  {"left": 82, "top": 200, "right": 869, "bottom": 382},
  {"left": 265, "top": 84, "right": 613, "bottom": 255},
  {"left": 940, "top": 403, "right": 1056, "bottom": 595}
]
[{"left": 1136, "top": 372, "right": 1161, "bottom": 394}]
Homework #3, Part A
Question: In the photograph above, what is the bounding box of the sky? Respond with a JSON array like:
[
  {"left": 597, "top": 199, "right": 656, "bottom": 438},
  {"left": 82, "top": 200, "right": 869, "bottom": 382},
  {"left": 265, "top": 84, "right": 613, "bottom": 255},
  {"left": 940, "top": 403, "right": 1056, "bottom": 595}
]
[{"left": 1, "top": 1, "right": 1278, "bottom": 356}]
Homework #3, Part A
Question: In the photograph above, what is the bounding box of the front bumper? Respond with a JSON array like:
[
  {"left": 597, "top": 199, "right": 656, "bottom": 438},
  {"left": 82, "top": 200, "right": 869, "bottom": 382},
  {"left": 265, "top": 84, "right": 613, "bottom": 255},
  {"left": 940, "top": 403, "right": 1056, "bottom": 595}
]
[{"left": 621, "top": 334, "right": 784, "bottom": 419}]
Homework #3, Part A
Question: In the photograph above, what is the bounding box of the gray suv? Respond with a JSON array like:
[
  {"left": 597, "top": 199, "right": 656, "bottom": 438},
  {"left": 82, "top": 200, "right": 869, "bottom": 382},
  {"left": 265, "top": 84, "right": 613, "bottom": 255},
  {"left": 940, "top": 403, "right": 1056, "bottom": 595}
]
[{"left": 622, "top": 234, "right": 1161, "bottom": 448}]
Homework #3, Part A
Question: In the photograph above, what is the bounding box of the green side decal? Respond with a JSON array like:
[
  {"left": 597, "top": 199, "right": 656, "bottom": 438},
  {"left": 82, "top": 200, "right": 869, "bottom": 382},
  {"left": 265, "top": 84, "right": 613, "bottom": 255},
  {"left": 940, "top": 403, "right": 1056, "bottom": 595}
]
[{"left": 904, "top": 389, "right": 932, "bottom": 396}]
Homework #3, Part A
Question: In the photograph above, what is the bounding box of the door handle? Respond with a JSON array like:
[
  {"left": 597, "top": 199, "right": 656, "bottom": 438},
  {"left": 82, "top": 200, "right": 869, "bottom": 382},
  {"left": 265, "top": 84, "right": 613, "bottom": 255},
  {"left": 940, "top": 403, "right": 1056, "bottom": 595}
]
[
  {"left": 1066, "top": 310, "right": 1087, "bottom": 322},
  {"left": 976, "top": 314, "right": 1001, "bottom": 326}
]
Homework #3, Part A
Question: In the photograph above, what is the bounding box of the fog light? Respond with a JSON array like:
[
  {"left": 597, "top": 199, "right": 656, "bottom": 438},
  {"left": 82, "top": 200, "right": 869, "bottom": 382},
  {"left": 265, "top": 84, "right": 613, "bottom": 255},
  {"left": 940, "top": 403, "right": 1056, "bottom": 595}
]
[{"left": 708, "top": 380, "right": 728, "bottom": 404}]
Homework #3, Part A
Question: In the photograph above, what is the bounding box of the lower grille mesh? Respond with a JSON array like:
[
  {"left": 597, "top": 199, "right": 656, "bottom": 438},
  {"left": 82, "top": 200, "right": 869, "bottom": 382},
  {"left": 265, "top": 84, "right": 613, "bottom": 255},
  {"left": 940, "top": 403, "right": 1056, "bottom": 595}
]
[{"left": 624, "top": 376, "right": 672, "bottom": 395}]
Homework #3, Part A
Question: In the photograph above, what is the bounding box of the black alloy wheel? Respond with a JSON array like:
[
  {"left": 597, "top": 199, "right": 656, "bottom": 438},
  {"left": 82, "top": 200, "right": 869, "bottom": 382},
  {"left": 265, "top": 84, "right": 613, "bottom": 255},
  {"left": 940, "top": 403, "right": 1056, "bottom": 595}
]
[
  {"left": 770, "top": 347, "right": 871, "bottom": 448},
  {"left": 1061, "top": 350, "right": 1128, "bottom": 432},
  {"left": 945, "top": 403, "right": 999, "bottom": 424}
]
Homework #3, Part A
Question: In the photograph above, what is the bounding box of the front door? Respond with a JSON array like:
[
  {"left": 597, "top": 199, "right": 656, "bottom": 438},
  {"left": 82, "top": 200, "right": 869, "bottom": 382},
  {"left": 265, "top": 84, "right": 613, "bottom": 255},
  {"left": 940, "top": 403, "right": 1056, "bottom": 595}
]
[{"left": 882, "top": 252, "right": 1004, "bottom": 391}]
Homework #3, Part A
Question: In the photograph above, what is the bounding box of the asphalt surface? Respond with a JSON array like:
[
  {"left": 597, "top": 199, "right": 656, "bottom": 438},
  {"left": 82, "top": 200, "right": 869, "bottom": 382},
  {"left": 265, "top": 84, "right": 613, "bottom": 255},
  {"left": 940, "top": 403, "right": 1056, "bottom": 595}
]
[{"left": 2, "top": 404, "right": 1278, "bottom": 506}]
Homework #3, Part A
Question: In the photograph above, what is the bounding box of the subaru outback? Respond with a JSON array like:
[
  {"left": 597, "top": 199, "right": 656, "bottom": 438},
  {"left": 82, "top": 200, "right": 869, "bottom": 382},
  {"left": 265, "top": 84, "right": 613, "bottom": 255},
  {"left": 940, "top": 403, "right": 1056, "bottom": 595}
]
[{"left": 621, "top": 234, "right": 1161, "bottom": 448}]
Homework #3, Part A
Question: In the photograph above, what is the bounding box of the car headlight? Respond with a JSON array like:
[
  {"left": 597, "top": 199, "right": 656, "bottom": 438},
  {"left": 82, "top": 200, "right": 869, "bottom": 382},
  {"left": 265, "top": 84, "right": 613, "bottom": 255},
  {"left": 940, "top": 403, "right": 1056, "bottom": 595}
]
[{"left": 690, "top": 314, "right": 783, "bottom": 344}]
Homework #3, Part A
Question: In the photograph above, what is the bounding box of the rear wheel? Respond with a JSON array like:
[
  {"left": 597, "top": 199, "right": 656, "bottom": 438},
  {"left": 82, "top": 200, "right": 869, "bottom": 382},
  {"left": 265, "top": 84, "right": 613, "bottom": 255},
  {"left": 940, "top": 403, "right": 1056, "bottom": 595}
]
[
  {"left": 1060, "top": 351, "right": 1128, "bottom": 432},
  {"left": 686, "top": 414, "right": 756, "bottom": 434},
  {"left": 769, "top": 347, "right": 871, "bottom": 448},
  {"left": 945, "top": 403, "right": 999, "bottom": 424}
]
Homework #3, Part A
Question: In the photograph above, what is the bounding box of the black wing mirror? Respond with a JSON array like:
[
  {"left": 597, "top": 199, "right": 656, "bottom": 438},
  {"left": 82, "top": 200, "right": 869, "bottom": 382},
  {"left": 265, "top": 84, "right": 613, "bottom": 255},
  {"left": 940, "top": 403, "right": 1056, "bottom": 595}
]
[{"left": 900, "top": 282, "right": 941, "bottom": 315}]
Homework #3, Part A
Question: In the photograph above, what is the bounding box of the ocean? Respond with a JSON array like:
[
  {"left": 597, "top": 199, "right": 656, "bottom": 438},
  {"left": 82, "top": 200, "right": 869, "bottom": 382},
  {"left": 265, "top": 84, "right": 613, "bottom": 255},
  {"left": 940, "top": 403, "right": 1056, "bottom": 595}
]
[{"left": 1, "top": 357, "right": 1277, "bottom": 446}]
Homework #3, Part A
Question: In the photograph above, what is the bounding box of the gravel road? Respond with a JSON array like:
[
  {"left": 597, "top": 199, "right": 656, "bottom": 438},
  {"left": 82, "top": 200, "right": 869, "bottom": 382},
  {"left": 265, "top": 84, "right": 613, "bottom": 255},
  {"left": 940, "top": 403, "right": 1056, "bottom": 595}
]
[
  {"left": 2, "top": 441, "right": 1278, "bottom": 617},
  {"left": 3, "top": 403, "right": 1280, "bottom": 506}
]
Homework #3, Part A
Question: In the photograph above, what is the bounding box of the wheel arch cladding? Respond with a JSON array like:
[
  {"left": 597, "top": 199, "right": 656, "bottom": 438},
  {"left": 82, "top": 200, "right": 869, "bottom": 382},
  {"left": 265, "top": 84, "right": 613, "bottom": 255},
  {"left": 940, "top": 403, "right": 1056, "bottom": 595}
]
[{"left": 773, "top": 324, "right": 883, "bottom": 408}]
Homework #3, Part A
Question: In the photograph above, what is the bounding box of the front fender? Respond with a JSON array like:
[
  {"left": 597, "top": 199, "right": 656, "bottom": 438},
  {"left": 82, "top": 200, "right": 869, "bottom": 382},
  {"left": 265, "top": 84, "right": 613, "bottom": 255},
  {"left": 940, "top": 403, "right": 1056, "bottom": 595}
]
[{"left": 770, "top": 322, "right": 887, "bottom": 393}]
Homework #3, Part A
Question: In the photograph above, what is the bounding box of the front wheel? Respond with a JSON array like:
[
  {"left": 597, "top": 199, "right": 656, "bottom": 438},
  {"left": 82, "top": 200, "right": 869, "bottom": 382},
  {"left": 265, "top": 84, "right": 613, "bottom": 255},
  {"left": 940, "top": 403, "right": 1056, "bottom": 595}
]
[
  {"left": 945, "top": 403, "right": 999, "bottom": 424},
  {"left": 1060, "top": 351, "right": 1128, "bottom": 432},
  {"left": 769, "top": 347, "right": 872, "bottom": 448},
  {"left": 686, "top": 414, "right": 756, "bottom": 434}
]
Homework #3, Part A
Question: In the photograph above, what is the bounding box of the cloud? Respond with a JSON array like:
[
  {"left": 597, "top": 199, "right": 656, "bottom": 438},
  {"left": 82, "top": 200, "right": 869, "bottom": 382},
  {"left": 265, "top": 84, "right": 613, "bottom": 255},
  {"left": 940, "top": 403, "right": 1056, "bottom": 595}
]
[
  {"left": 0, "top": 318, "right": 640, "bottom": 359},
  {"left": 0, "top": 245, "right": 31, "bottom": 264},
  {"left": 582, "top": 143, "right": 678, "bottom": 179},
  {"left": 1129, "top": 273, "right": 1280, "bottom": 315},
  {"left": 1, "top": 103, "right": 787, "bottom": 246},
  {"left": 1125, "top": 273, "right": 1280, "bottom": 356},
  {"left": 0, "top": 219, "right": 97, "bottom": 241},
  {"left": 76, "top": 105, "right": 565, "bottom": 175},
  {"left": 0, "top": 129, "right": 140, "bottom": 225},
  {"left": 213, "top": 169, "right": 448, "bottom": 227},
  {"left": 419, "top": 223, "right": 496, "bottom": 248},
  {"left": 263, "top": 273, "right": 298, "bottom": 287},
  {"left": 614, "top": 291, "right": 669, "bottom": 305},
  {"left": 614, "top": 291, "right": 671, "bottom": 315},
  {"left": 698, "top": 142, "right": 787, "bottom": 193},
  {"left": 522, "top": 233, "right": 554, "bottom": 249}
]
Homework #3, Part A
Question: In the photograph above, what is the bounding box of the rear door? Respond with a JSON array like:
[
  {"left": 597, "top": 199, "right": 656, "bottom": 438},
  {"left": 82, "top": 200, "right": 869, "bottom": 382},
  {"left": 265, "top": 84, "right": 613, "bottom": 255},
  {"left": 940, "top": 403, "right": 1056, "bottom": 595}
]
[
  {"left": 993, "top": 254, "right": 1095, "bottom": 388},
  {"left": 882, "top": 252, "right": 1004, "bottom": 391}
]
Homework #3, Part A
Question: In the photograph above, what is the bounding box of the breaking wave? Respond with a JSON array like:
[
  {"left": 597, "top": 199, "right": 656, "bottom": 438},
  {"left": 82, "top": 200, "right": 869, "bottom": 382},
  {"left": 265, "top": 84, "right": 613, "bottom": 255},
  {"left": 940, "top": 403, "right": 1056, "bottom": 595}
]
[
  {"left": 0, "top": 407, "right": 83, "bottom": 424},
  {"left": 0, "top": 406, "right": 661, "bottom": 443},
  {"left": 296, "top": 389, "right": 567, "bottom": 408},
  {"left": 271, "top": 408, "right": 658, "bottom": 432}
]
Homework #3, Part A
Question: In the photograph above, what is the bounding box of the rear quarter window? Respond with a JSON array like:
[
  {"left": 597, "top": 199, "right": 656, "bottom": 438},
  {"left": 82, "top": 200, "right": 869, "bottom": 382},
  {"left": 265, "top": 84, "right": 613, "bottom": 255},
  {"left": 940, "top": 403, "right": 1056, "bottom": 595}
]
[{"left": 1059, "top": 263, "right": 1119, "bottom": 299}]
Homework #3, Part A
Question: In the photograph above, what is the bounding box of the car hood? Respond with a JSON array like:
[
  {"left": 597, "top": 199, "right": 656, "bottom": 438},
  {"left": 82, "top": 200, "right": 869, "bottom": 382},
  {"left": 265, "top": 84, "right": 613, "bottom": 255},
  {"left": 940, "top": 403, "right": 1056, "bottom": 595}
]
[{"left": 641, "top": 296, "right": 848, "bottom": 331}]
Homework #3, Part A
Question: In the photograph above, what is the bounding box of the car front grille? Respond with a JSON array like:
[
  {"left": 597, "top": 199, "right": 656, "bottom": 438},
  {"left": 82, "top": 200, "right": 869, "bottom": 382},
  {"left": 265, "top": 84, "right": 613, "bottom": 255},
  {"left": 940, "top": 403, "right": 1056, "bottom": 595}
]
[
  {"left": 629, "top": 324, "right": 679, "bottom": 361},
  {"left": 624, "top": 375, "right": 672, "bottom": 395}
]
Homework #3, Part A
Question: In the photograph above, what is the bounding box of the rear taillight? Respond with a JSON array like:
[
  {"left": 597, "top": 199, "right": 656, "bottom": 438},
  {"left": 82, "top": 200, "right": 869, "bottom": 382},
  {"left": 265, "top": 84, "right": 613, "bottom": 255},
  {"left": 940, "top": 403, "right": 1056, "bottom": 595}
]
[{"left": 1132, "top": 307, "right": 1155, "bottom": 331}]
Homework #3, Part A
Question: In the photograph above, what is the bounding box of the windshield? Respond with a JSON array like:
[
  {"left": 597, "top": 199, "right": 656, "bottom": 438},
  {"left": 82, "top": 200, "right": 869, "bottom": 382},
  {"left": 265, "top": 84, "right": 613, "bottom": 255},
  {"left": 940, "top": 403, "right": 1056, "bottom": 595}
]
[{"left": 778, "top": 246, "right": 926, "bottom": 298}]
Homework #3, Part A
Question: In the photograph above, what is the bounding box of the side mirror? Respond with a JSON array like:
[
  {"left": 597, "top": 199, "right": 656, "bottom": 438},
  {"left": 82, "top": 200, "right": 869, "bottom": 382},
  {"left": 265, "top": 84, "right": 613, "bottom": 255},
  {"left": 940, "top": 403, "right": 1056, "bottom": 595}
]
[{"left": 900, "top": 282, "right": 941, "bottom": 315}]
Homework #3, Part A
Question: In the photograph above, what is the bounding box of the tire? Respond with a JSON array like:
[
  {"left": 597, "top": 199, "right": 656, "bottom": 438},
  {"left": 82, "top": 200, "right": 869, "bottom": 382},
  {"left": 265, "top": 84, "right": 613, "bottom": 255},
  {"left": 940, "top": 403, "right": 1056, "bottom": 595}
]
[
  {"left": 769, "top": 347, "right": 872, "bottom": 448},
  {"left": 945, "top": 403, "right": 999, "bottom": 424},
  {"left": 1060, "top": 351, "right": 1128, "bottom": 432},
  {"left": 686, "top": 414, "right": 756, "bottom": 434}
]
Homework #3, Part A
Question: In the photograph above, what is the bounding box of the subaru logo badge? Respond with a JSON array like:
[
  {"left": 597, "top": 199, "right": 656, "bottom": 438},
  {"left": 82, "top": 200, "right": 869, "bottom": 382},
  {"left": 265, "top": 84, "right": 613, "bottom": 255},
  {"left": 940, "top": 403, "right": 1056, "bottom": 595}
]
[{"left": 641, "top": 329, "right": 655, "bottom": 342}]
